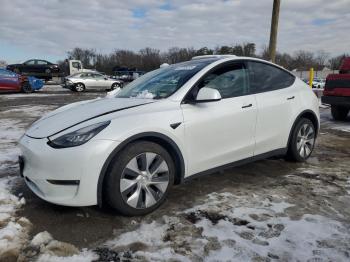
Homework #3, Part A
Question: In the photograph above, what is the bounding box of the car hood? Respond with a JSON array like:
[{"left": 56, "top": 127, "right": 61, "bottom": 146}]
[{"left": 26, "top": 98, "right": 154, "bottom": 138}]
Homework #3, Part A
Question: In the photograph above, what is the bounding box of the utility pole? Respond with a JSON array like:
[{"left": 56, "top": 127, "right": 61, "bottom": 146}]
[{"left": 268, "top": 0, "right": 281, "bottom": 63}]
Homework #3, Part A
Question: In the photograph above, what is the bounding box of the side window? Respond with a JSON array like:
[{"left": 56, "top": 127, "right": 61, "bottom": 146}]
[
  {"left": 72, "top": 62, "right": 81, "bottom": 69},
  {"left": 25, "top": 60, "right": 35, "bottom": 65},
  {"left": 197, "top": 63, "right": 248, "bottom": 99},
  {"left": 92, "top": 73, "right": 103, "bottom": 78},
  {"left": 248, "top": 61, "right": 295, "bottom": 93},
  {"left": 37, "top": 60, "right": 48, "bottom": 65}
]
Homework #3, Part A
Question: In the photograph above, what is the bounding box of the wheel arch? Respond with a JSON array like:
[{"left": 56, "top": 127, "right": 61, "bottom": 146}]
[
  {"left": 287, "top": 109, "right": 319, "bottom": 148},
  {"left": 97, "top": 132, "right": 185, "bottom": 207}
]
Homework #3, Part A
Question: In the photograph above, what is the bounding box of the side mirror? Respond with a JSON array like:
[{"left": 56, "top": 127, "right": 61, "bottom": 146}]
[{"left": 195, "top": 87, "right": 222, "bottom": 103}]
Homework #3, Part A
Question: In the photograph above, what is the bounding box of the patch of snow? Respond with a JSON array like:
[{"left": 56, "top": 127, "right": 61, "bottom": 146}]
[
  {"left": 36, "top": 249, "right": 98, "bottom": 262},
  {"left": 101, "top": 192, "right": 350, "bottom": 261},
  {"left": 0, "top": 93, "right": 69, "bottom": 99},
  {"left": 31, "top": 231, "right": 53, "bottom": 246},
  {"left": 2, "top": 105, "right": 57, "bottom": 118},
  {"left": 320, "top": 109, "right": 350, "bottom": 132},
  {"left": 0, "top": 177, "right": 30, "bottom": 260},
  {"left": 136, "top": 90, "right": 154, "bottom": 99},
  {"left": 105, "top": 87, "right": 121, "bottom": 98}
]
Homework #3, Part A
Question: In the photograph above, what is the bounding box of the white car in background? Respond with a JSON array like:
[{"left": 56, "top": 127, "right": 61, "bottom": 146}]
[
  {"left": 19, "top": 55, "right": 319, "bottom": 216},
  {"left": 64, "top": 72, "right": 123, "bottom": 92},
  {"left": 309, "top": 78, "right": 325, "bottom": 89}
]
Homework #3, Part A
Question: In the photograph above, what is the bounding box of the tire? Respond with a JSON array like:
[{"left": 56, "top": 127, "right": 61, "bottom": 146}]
[
  {"left": 45, "top": 68, "right": 51, "bottom": 74},
  {"left": 331, "top": 105, "right": 349, "bottom": 121},
  {"left": 105, "top": 141, "right": 175, "bottom": 216},
  {"left": 74, "top": 83, "right": 85, "bottom": 92},
  {"left": 287, "top": 118, "right": 316, "bottom": 162},
  {"left": 21, "top": 82, "right": 32, "bottom": 93},
  {"left": 111, "top": 83, "right": 121, "bottom": 90}
]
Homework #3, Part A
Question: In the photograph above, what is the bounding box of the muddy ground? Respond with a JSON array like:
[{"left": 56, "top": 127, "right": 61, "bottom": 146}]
[{"left": 0, "top": 85, "right": 349, "bottom": 261}]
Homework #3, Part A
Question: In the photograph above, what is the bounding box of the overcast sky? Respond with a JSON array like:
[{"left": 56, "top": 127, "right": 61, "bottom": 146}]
[{"left": 0, "top": 0, "right": 349, "bottom": 63}]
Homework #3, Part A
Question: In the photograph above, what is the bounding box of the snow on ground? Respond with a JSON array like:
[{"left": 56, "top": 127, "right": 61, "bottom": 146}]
[
  {"left": 320, "top": 109, "right": 350, "bottom": 132},
  {"left": 97, "top": 192, "right": 350, "bottom": 261},
  {"left": 0, "top": 177, "right": 29, "bottom": 260},
  {"left": 0, "top": 93, "right": 69, "bottom": 99},
  {"left": 2, "top": 105, "right": 57, "bottom": 119},
  {"left": 0, "top": 119, "right": 26, "bottom": 173}
]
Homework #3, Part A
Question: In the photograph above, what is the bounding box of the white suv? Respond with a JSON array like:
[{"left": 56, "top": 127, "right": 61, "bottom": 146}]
[{"left": 19, "top": 55, "right": 320, "bottom": 215}]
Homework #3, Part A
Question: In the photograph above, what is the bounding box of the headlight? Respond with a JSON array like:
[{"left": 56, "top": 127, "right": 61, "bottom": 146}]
[
  {"left": 66, "top": 79, "right": 73, "bottom": 84},
  {"left": 47, "top": 121, "right": 110, "bottom": 148}
]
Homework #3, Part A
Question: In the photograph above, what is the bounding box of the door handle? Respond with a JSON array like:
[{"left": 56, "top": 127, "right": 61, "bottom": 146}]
[
  {"left": 287, "top": 96, "right": 295, "bottom": 100},
  {"left": 242, "top": 104, "right": 252, "bottom": 109}
]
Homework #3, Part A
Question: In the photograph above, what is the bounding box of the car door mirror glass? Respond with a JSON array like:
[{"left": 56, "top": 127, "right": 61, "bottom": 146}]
[{"left": 195, "top": 87, "right": 222, "bottom": 103}]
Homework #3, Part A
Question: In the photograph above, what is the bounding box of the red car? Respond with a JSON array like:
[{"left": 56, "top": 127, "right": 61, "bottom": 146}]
[
  {"left": 322, "top": 58, "right": 350, "bottom": 120},
  {"left": 0, "top": 68, "right": 31, "bottom": 93}
]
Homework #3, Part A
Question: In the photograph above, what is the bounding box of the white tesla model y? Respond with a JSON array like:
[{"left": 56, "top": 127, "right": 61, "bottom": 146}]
[{"left": 19, "top": 55, "right": 320, "bottom": 215}]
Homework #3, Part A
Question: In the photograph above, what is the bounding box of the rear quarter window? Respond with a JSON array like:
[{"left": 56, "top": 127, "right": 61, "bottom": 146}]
[{"left": 248, "top": 61, "right": 295, "bottom": 93}]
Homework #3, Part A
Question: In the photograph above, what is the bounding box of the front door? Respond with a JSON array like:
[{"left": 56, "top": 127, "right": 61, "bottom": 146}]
[{"left": 181, "top": 62, "right": 257, "bottom": 176}]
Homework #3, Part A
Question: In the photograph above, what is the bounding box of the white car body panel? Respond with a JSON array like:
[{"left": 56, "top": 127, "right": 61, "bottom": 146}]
[
  {"left": 181, "top": 94, "right": 257, "bottom": 175},
  {"left": 19, "top": 56, "right": 320, "bottom": 207}
]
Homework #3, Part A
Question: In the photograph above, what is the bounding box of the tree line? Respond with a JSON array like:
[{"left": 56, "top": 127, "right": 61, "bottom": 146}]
[{"left": 63, "top": 44, "right": 348, "bottom": 75}]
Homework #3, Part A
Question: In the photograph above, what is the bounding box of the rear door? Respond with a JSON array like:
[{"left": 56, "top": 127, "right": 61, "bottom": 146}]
[
  {"left": 181, "top": 61, "right": 257, "bottom": 175},
  {"left": 247, "top": 61, "right": 298, "bottom": 155}
]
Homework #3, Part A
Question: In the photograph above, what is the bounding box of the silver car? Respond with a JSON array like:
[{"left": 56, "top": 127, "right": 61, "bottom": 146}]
[{"left": 64, "top": 72, "right": 123, "bottom": 92}]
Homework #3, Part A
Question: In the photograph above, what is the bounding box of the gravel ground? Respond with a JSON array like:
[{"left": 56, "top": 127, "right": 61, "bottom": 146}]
[{"left": 0, "top": 85, "right": 349, "bottom": 261}]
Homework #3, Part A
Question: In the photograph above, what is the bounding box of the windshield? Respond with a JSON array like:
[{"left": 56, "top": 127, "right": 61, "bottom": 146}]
[{"left": 115, "top": 59, "right": 217, "bottom": 99}]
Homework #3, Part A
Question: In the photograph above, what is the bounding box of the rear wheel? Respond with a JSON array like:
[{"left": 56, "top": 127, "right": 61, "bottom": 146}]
[
  {"left": 287, "top": 118, "right": 316, "bottom": 162},
  {"left": 74, "top": 83, "right": 85, "bottom": 92},
  {"left": 331, "top": 105, "right": 349, "bottom": 121},
  {"left": 105, "top": 141, "right": 175, "bottom": 216},
  {"left": 21, "top": 82, "right": 32, "bottom": 93}
]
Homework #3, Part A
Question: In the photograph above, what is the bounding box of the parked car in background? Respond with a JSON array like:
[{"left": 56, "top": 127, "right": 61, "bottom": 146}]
[
  {"left": 19, "top": 55, "right": 319, "bottom": 215},
  {"left": 0, "top": 68, "right": 31, "bottom": 93},
  {"left": 322, "top": 57, "right": 350, "bottom": 121},
  {"left": 312, "top": 78, "right": 325, "bottom": 89},
  {"left": 7, "top": 59, "right": 60, "bottom": 77},
  {"left": 63, "top": 72, "right": 123, "bottom": 92},
  {"left": 322, "top": 74, "right": 350, "bottom": 120},
  {"left": 28, "top": 76, "right": 44, "bottom": 91}
]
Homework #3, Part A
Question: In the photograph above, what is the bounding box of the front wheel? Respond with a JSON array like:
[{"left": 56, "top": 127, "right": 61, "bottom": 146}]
[
  {"left": 74, "top": 83, "right": 85, "bottom": 92},
  {"left": 331, "top": 105, "right": 349, "bottom": 121},
  {"left": 111, "top": 83, "right": 121, "bottom": 90},
  {"left": 287, "top": 118, "right": 316, "bottom": 162},
  {"left": 105, "top": 141, "right": 175, "bottom": 216}
]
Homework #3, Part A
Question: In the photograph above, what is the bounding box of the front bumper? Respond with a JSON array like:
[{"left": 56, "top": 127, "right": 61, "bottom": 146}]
[
  {"left": 61, "top": 83, "right": 74, "bottom": 89},
  {"left": 19, "top": 135, "right": 119, "bottom": 206}
]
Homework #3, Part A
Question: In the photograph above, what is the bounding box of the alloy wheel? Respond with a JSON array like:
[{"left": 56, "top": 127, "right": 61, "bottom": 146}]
[
  {"left": 75, "top": 83, "right": 84, "bottom": 92},
  {"left": 296, "top": 123, "right": 315, "bottom": 158},
  {"left": 120, "top": 152, "right": 170, "bottom": 209}
]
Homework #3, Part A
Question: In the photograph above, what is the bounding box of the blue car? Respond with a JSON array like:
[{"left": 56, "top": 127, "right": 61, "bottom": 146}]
[{"left": 27, "top": 76, "right": 44, "bottom": 91}]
